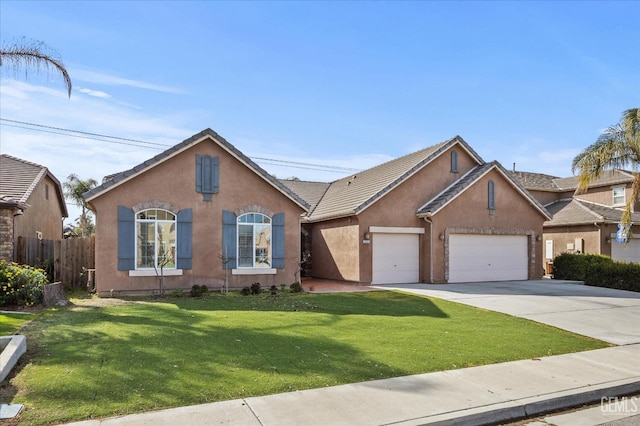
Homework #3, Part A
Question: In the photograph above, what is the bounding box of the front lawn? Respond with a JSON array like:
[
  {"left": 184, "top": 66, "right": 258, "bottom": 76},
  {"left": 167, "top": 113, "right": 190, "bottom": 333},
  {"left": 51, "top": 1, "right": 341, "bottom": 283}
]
[
  {"left": 0, "top": 312, "right": 34, "bottom": 335},
  {"left": 3, "top": 291, "right": 608, "bottom": 425}
]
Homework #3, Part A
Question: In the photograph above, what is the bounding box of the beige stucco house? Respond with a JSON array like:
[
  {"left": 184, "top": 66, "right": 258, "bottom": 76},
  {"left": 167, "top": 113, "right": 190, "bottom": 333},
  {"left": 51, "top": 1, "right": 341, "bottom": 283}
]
[
  {"left": 511, "top": 169, "right": 640, "bottom": 269},
  {"left": 0, "top": 154, "right": 68, "bottom": 261},
  {"left": 283, "top": 136, "right": 551, "bottom": 284},
  {"left": 84, "top": 129, "right": 310, "bottom": 296}
]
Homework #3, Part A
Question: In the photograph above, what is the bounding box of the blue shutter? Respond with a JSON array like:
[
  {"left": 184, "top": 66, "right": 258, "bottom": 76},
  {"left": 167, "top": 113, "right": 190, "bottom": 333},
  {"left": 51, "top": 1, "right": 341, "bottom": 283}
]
[
  {"left": 117, "top": 206, "right": 135, "bottom": 271},
  {"left": 488, "top": 180, "right": 495, "bottom": 211},
  {"left": 176, "top": 208, "right": 192, "bottom": 269},
  {"left": 272, "top": 212, "right": 285, "bottom": 269},
  {"left": 222, "top": 210, "right": 237, "bottom": 269},
  {"left": 196, "top": 155, "right": 219, "bottom": 201}
]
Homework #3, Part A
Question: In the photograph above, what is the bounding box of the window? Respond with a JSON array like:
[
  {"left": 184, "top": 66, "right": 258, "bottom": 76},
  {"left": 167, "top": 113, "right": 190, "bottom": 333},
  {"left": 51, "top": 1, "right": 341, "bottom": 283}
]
[
  {"left": 613, "top": 186, "right": 625, "bottom": 206},
  {"left": 238, "top": 213, "right": 272, "bottom": 268},
  {"left": 222, "top": 210, "right": 285, "bottom": 271},
  {"left": 488, "top": 180, "right": 495, "bottom": 213},
  {"left": 451, "top": 150, "right": 458, "bottom": 173},
  {"left": 135, "top": 209, "right": 176, "bottom": 269}
]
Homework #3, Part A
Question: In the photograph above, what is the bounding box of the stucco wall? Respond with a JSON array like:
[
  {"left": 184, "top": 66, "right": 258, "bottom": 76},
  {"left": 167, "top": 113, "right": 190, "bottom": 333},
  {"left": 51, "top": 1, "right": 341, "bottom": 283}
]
[
  {"left": 574, "top": 184, "right": 630, "bottom": 208},
  {"left": 89, "top": 138, "right": 305, "bottom": 295},
  {"left": 429, "top": 169, "right": 546, "bottom": 282},
  {"left": 310, "top": 217, "right": 360, "bottom": 281},
  {"left": 14, "top": 176, "right": 65, "bottom": 241}
]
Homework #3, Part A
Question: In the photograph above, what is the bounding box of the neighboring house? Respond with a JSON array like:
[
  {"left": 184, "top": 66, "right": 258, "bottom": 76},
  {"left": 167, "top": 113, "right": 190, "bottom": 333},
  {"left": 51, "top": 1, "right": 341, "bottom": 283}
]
[
  {"left": 510, "top": 169, "right": 640, "bottom": 268},
  {"left": 83, "top": 129, "right": 310, "bottom": 296},
  {"left": 282, "top": 136, "right": 550, "bottom": 284},
  {"left": 0, "top": 154, "right": 68, "bottom": 261}
]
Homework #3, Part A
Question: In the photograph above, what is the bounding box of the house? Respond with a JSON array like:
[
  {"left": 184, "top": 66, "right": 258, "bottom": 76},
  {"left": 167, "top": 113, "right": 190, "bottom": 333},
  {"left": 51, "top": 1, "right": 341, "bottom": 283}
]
[
  {"left": 511, "top": 169, "right": 640, "bottom": 267},
  {"left": 83, "top": 129, "right": 310, "bottom": 296},
  {"left": 0, "top": 154, "right": 68, "bottom": 261},
  {"left": 282, "top": 136, "right": 550, "bottom": 284}
]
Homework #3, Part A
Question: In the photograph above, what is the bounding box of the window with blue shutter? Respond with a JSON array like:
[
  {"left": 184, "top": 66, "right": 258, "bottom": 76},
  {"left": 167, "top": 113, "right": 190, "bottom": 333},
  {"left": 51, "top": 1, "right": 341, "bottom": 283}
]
[
  {"left": 222, "top": 210, "right": 237, "bottom": 269},
  {"left": 196, "top": 154, "right": 219, "bottom": 201},
  {"left": 272, "top": 212, "right": 285, "bottom": 269},
  {"left": 176, "top": 208, "right": 192, "bottom": 269},
  {"left": 117, "top": 206, "right": 135, "bottom": 271},
  {"left": 488, "top": 180, "right": 495, "bottom": 213}
]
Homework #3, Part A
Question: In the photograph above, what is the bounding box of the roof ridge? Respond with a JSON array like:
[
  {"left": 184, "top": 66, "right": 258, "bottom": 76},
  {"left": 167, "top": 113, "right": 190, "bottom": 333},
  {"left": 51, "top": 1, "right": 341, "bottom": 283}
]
[{"left": 0, "top": 153, "right": 47, "bottom": 170}]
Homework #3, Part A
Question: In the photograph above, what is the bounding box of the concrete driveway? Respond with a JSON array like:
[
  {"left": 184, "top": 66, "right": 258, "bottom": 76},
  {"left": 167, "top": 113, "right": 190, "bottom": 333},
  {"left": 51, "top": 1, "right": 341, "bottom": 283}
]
[{"left": 376, "top": 280, "right": 640, "bottom": 345}]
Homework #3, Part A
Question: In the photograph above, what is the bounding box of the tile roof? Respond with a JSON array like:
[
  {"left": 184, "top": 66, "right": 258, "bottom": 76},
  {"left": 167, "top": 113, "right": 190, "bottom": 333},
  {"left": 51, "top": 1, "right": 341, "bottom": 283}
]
[
  {"left": 418, "top": 161, "right": 551, "bottom": 219},
  {"left": 303, "top": 136, "right": 484, "bottom": 221},
  {"left": 544, "top": 198, "right": 640, "bottom": 226},
  {"left": 0, "top": 154, "right": 68, "bottom": 216},
  {"left": 83, "top": 129, "right": 310, "bottom": 211},
  {"left": 279, "top": 180, "right": 330, "bottom": 212},
  {"left": 510, "top": 169, "right": 635, "bottom": 192}
]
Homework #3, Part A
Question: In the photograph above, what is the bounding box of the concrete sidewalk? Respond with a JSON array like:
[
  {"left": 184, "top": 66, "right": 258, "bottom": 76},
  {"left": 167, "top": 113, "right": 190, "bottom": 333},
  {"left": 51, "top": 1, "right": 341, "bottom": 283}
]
[{"left": 66, "top": 343, "right": 640, "bottom": 426}]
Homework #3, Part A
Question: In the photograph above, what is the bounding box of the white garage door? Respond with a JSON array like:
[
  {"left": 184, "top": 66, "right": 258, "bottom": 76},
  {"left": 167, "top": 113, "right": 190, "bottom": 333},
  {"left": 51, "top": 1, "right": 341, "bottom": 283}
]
[
  {"left": 611, "top": 238, "right": 640, "bottom": 263},
  {"left": 372, "top": 234, "right": 419, "bottom": 284},
  {"left": 449, "top": 234, "right": 528, "bottom": 283}
]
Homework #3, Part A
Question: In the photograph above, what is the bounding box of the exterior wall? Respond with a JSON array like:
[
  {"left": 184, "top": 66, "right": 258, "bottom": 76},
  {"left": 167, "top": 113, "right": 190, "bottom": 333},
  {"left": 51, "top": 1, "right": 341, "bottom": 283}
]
[
  {"left": 430, "top": 169, "right": 546, "bottom": 282},
  {"left": 309, "top": 217, "right": 360, "bottom": 281},
  {"left": 90, "top": 139, "right": 304, "bottom": 295},
  {"left": 574, "top": 184, "right": 631, "bottom": 208},
  {"left": 14, "top": 176, "right": 65, "bottom": 241},
  {"left": 527, "top": 189, "right": 561, "bottom": 206},
  {"left": 0, "top": 209, "right": 14, "bottom": 260},
  {"left": 543, "top": 223, "right": 619, "bottom": 263}
]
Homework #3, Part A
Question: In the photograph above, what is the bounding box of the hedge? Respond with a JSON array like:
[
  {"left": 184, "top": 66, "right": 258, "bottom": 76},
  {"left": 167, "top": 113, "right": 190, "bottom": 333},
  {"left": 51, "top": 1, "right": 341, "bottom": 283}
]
[{"left": 552, "top": 253, "right": 640, "bottom": 292}]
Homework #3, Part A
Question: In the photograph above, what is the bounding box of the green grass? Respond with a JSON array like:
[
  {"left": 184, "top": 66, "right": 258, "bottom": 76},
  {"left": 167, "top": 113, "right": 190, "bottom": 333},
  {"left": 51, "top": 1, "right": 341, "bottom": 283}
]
[
  {"left": 4, "top": 291, "right": 608, "bottom": 425},
  {"left": 0, "top": 312, "right": 34, "bottom": 335}
]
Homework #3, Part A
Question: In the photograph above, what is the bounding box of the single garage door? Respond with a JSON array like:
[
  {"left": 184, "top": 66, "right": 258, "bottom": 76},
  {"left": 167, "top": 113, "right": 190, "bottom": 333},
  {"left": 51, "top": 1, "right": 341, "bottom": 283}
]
[
  {"left": 372, "top": 233, "right": 419, "bottom": 284},
  {"left": 449, "top": 234, "right": 528, "bottom": 283},
  {"left": 611, "top": 238, "right": 640, "bottom": 263}
]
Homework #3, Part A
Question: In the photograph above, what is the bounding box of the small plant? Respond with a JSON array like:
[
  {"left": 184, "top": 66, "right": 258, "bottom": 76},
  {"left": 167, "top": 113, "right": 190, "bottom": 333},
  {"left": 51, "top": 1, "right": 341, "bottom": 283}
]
[
  {"left": 190, "top": 284, "right": 208, "bottom": 298},
  {"left": 250, "top": 282, "right": 262, "bottom": 295},
  {"left": 269, "top": 285, "right": 278, "bottom": 295},
  {"left": 290, "top": 282, "right": 303, "bottom": 293},
  {"left": 0, "top": 260, "right": 48, "bottom": 306},
  {"left": 280, "top": 283, "right": 286, "bottom": 291},
  {"left": 169, "top": 289, "right": 185, "bottom": 298},
  {"left": 240, "top": 286, "right": 251, "bottom": 296}
]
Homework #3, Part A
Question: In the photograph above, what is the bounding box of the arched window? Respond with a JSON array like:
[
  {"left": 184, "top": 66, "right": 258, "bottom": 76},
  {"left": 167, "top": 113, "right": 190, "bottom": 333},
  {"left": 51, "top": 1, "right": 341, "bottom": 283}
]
[
  {"left": 237, "top": 213, "right": 272, "bottom": 268},
  {"left": 451, "top": 150, "right": 458, "bottom": 173},
  {"left": 488, "top": 180, "right": 495, "bottom": 213},
  {"left": 136, "top": 209, "right": 176, "bottom": 269}
]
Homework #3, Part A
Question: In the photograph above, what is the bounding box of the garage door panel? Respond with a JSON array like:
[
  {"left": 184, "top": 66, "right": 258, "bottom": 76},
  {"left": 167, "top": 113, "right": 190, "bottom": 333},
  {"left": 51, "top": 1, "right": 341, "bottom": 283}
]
[
  {"left": 372, "top": 234, "right": 419, "bottom": 284},
  {"left": 449, "top": 234, "right": 527, "bottom": 283},
  {"left": 611, "top": 239, "right": 640, "bottom": 263}
]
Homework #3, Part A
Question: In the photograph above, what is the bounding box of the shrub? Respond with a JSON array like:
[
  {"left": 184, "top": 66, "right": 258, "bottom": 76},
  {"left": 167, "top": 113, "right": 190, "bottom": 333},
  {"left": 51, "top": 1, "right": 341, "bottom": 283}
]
[
  {"left": 584, "top": 261, "right": 640, "bottom": 292},
  {"left": 552, "top": 253, "right": 612, "bottom": 281},
  {"left": 290, "top": 282, "right": 303, "bottom": 293},
  {"left": 269, "top": 285, "right": 278, "bottom": 295},
  {"left": 190, "top": 284, "right": 207, "bottom": 298},
  {"left": 169, "top": 289, "right": 185, "bottom": 298},
  {"left": 250, "top": 282, "right": 262, "bottom": 295},
  {"left": 240, "top": 287, "right": 251, "bottom": 296},
  {"left": 0, "top": 260, "right": 48, "bottom": 306}
]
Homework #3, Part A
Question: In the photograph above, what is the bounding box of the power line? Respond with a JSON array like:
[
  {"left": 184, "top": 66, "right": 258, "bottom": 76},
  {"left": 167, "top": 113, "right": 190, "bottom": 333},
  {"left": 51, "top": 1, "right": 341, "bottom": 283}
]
[{"left": 0, "top": 117, "right": 361, "bottom": 174}]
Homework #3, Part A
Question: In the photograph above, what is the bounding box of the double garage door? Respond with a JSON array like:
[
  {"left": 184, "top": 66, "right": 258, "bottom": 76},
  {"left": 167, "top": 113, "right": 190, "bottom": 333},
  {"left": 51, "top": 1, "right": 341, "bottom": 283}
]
[
  {"left": 371, "top": 233, "right": 529, "bottom": 284},
  {"left": 449, "top": 234, "right": 528, "bottom": 283}
]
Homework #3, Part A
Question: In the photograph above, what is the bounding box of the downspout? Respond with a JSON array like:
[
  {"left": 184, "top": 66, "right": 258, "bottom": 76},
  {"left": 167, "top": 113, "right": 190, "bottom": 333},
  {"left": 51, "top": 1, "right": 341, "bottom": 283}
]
[{"left": 424, "top": 217, "right": 433, "bottom": 283}]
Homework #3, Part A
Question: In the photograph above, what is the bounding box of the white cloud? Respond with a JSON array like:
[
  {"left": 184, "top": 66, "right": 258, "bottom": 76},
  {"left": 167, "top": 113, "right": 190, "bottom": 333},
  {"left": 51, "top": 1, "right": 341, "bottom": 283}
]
[
  {"left": 72, "top": 68, "right": 184, "bottom": 94},
  {"left": 78, "top": 88, "right": 111, "bottom": 98}
]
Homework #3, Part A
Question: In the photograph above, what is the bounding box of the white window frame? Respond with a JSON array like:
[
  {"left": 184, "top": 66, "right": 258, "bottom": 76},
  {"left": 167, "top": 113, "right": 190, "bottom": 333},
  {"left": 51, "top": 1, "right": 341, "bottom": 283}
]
[
  {"left": 612, "top": 186, "right": 626, "bottom": 206},
  {"left": 236, "top": 213, "right": 272, "bottom": 269},
  {"left": 135, "top": 209, "right": 177, "bottom": 271}
]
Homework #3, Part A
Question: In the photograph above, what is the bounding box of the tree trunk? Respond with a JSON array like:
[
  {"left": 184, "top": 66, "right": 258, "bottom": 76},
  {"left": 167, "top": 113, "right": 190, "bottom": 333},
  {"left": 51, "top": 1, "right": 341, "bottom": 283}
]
[{"left": 43, "top": 282, "right": 68, "bottom": 307}]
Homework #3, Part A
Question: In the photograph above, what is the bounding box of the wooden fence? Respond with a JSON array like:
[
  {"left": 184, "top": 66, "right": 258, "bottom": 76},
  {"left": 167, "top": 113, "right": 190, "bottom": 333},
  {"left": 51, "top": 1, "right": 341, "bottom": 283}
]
[{"left": 15, "top": 236, "right": 95, "bottom": 290}]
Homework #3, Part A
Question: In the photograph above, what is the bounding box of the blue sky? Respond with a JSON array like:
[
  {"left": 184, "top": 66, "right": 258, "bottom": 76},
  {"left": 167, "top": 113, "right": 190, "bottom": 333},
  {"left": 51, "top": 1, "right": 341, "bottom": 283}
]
[{"left": 1, "top": 1, "right": 638, "bottom": 224}]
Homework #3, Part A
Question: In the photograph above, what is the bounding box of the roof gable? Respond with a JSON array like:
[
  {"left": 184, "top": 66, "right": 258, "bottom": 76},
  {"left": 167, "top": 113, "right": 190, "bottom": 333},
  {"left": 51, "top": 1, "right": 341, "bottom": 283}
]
[
  {"left": 512, "top": 169, "right": 635, "bottom": 192},
  {"left": 83, "top": 129, "right": 310, "bottom": 211},
  {"left": 418, "top": 161, "right": 551, "bottom": 220},
  {"left": 0, "top": 154, "right": 68, "bottom": 216},
  {"left": 305, "top": 136, "right": 484, "bottom": 221}
]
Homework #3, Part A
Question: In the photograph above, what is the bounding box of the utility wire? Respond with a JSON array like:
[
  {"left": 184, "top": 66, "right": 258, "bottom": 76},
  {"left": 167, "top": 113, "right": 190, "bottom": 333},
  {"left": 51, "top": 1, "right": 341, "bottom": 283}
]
[{"left": 0, "top": 117, "right": 361, "bottom": 174}]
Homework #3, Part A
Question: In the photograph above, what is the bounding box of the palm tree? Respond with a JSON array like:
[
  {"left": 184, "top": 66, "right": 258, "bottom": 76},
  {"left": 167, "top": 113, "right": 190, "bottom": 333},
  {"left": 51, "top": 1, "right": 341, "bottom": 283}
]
[
  {"left": 63, "top": 174, "right": 98, "bottom": 237},
  {"left": 0, "top": 37, "right": 72, "bottom": 97},
  {"left": 572, "top": 108, "right": 640, "bottom": 237}
]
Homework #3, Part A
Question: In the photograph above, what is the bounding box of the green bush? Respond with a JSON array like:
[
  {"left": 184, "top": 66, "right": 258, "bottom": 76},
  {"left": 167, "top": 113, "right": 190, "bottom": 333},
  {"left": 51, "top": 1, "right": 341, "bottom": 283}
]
[
  {"left": 250, "top": 282, "right": 262, "bottom": 295},
  {"left": 0, "top": 260, "right": 48, "bottom": 306},
  {"left": 190, "top": 284, "right": 208, "bottom": 298},
  {"left": 552, "top": 253, "right": 612, "bottom": 281},
  {"left": 290, "top": 282, "right": 303, "bottom": 293},
  {"left": 584, "top": 261, "right": 640, "bottom": 292},
  {"left": 240, "top": 287, "right": 251, "bottom": 296}
]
